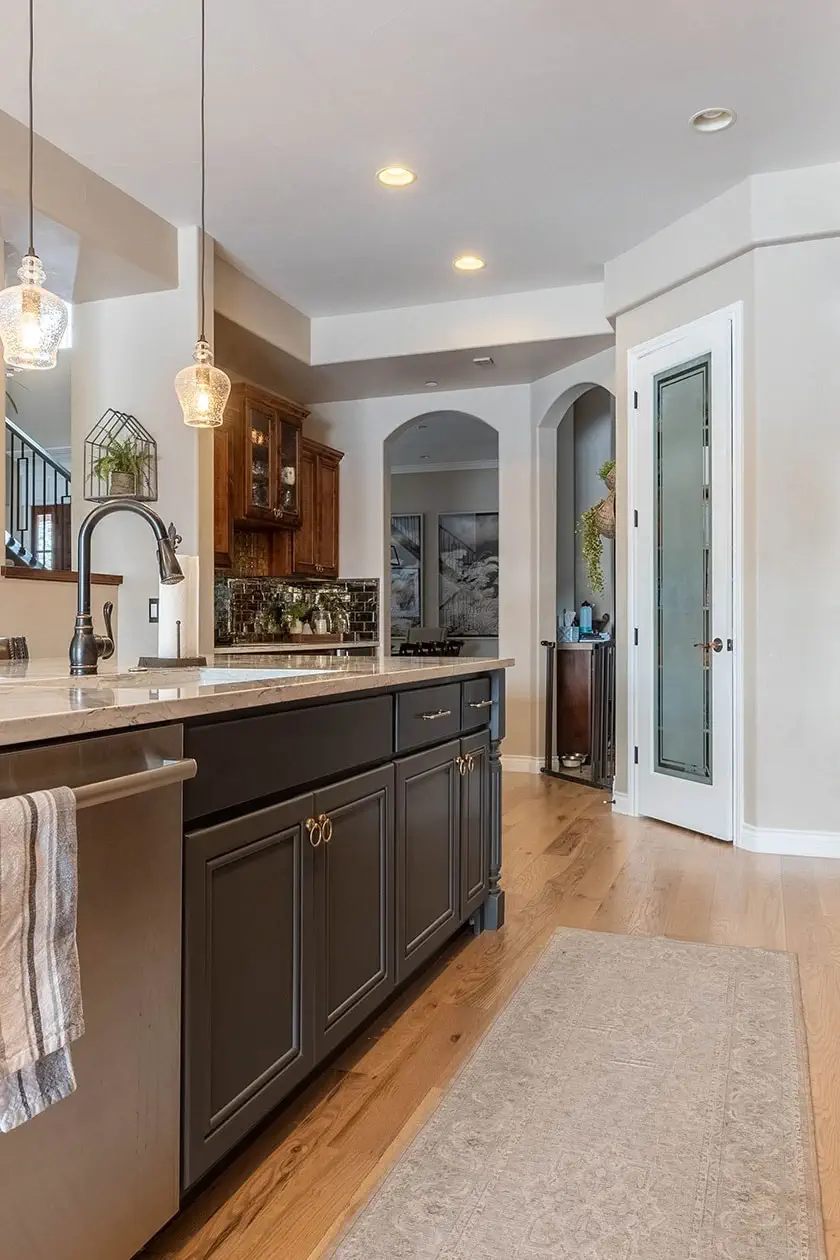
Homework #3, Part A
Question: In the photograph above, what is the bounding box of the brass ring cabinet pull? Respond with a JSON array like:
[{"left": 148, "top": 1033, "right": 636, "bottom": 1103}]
[
  {"left": 306, "top": 817, "right": 322, "bottom": 848},
  {"left": 421, "top": 709, "right": 452, "bottom": 721},
  {"left": 319, "top": 813, "right": 333, "bottom": 843},
  {"left": 457, "top": 755, "right": 467, "bottom": 776},
  {"left": 466, "top": 753, "right": 475, "bottom": 772}
]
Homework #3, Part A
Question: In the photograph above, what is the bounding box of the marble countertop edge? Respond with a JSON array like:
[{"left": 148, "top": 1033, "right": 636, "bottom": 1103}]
[{"left": 0, "top": 655, "right": 514, "bottom": 749}]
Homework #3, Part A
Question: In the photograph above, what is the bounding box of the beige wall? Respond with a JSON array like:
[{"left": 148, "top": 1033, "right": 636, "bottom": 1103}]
[
  {"left": 615, "top": 237, "right": 840, "bottom": 836},
  {"left": 0, "top": 576, "right": 120, "bottom": 661}
]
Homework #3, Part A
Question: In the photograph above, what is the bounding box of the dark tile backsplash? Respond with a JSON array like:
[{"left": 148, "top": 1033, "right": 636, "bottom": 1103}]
[{"left": 215, "top": 575, "right": 379, "bottom": 644}]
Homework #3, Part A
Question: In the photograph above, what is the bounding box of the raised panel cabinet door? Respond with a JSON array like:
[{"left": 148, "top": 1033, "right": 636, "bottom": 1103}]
[
  {"left": 312, "top": 765, "right": 395, "bottom": 1058},
  {"left": 183, "top": 792, "right": 315, "bottom": 1189},
  {"left": 459, "top": 730, "right": 491, "bottom": 920},
  {"left": 395, "top": 741, "right": 461, "bottom": 984},
  {"left": 315, "top": 451, "right": 341, "bottom": 577},
  {"left": 292, "top": 442, "right": 318, "bottom": 574}
]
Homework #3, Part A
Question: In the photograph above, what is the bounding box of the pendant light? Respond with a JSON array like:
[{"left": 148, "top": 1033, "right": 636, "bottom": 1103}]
[
  {"left": 175, "top": 0, "right": 231, "bottom": 428},
  {"left": 0, "top": 0, "right": 68, "bottom": 370}
]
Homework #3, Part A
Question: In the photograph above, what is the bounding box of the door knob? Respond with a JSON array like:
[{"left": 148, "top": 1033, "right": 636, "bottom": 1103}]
[{"left": 693, "top": 637, "right": 723, "bottom": 653}]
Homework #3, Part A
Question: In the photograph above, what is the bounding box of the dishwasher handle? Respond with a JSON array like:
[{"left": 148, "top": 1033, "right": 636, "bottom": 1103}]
[{"left": 72, "top": 758, "right": 197, "bottom": 810}]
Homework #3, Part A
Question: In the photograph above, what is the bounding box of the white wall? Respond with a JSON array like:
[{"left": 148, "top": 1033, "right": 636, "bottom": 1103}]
[
  {"left": 391, "top": 466, "right": 500, "bottom": 654},
  {"left": 71, "top": 227, "right": 216, "bottom": 668},
  {"left": 311, "top": 384, "right": 535, "bottom": 757},
  {"left": 0, "top": 576, "right": 120, "bottom": 660}
]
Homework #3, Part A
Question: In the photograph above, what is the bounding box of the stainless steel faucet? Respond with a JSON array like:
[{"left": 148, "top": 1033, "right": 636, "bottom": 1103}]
[{"left": 69, "top": 501, "right": 185, "bottom": 676}]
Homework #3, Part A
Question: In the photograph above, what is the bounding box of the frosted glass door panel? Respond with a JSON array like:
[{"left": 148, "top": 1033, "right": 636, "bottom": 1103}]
[{"left": 654, "top": 355, "right": 711, "bottom": 783}]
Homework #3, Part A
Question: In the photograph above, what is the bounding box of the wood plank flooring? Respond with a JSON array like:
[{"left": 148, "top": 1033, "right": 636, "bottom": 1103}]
[{"left": 145, "top": 773, "right": 840, "bottom": 1260}]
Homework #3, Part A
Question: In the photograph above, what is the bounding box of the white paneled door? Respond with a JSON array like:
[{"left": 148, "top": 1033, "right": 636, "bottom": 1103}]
[{"left": 632, "top": 309, "right": 737, "bottom": 841}]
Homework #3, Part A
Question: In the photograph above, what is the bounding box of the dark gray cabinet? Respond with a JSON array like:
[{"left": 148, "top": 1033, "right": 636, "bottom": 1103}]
[
  {"left": 183, "top": 793, "right": 315, "bottom": 1189},
  {"left": 395, "top": 741, "right": 461, "bottom": 983},
  {"left": 313, "top": 766, "right": 395, "bottom": 1058},
  {"left": 460, "top": 730, "right": 491, "bottom": 919},
  {"left": 181, "top": 672, "right": 503, "bottom": 1189}
]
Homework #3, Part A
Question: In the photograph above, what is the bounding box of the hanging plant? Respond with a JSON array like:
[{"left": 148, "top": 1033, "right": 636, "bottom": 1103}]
[{"left": 577, "top": 459, "right": 616, "bottom": 595}]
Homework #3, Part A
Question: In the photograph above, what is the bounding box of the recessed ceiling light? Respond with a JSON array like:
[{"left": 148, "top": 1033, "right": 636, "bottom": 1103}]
[
  {"left": 689, "top": 107, "right": 736, "bottom": 133},
  {"left": 376, "top": 165, "right": 417, "bottom": 187},
  {"left": 417, "top": 423, "right": 427, "bottom": 429},
  {"left": 453, "top": 254, "right": 486, "bottom": 272},
  {"left": 473, "top": 355, "right": 495, "bottom": 367},
  {"left": 420, "top": 454, "right": 430, "bottom": 460},
  {"left": 424, "top": 380, "right": 439, "bottom": 388}
]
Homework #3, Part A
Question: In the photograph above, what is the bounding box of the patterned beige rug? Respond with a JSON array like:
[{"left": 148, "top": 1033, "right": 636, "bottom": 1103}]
[{"left": 329, "top": 929, "right": 826, "bottom": 1259}]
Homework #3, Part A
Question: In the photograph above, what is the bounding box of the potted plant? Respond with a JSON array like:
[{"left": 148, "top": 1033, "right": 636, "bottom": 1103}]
[
  {"left": 92, "top": 438, "right": 151, "bottom": 498},
  {"left": 284, "top": 597, "right": 310, "bottom": 636},
  {"left": 577, "top": 459, "right": 616, "bottom": 596}
]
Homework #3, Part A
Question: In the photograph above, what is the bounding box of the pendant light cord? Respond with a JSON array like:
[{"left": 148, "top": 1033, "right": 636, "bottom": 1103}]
[
  {"left": 199, "top": 0, "right": 206, "bottom": 343},
  {"left": 27, "top": 0, "right": 35, "bottom": 257}
]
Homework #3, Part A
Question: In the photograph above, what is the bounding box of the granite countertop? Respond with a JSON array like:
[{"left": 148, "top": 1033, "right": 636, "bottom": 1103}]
[
  {"left": 215, "top": 640, "right": 379, "bottom": 655},
  {"left": 0, "top": 654, "right": 514, "bottom": 748}
]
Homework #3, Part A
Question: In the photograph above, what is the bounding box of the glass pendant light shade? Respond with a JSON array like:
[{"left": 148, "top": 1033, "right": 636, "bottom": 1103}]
[
  {"left": 0, "top": 254, "right": 68, "bottom": 370},
  {"left": 175, "top": 338, "right": 231, "bottom": 428}
]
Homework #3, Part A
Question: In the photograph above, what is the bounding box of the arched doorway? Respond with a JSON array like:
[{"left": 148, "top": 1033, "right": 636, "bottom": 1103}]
[{"left": 384, "top": 411, "right": 499, "bottom": 658}]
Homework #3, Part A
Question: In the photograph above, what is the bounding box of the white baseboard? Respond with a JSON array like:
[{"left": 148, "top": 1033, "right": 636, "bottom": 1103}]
[
  {"left": 612, "top": 791, "right": 634, "bottom": 817},
  {"left": 502, "top": 756, "right": 543, "bottom": 775},
  {"left": 739, "top": 823, "right": 840, "bottom": 860}
]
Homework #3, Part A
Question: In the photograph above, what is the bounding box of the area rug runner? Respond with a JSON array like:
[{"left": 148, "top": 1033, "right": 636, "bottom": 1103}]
[{"left": 330, "top": 928, "right": 825, "bottom": 1259}]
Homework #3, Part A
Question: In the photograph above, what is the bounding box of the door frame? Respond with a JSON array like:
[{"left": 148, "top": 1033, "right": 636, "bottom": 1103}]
[{"left": 624, "top": 303, "right": 744, "bottom": 844}]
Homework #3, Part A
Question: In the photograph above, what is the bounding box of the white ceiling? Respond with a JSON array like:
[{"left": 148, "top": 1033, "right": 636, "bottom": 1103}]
[
  {"left": 0, "top": 0, "right": 838, "bottom": 316},
  {"left": 388, "top": 411, "right": 499, "bottom": 468},
  {"left": 216, "top": 315, "right": 613, "bottom": 402}
]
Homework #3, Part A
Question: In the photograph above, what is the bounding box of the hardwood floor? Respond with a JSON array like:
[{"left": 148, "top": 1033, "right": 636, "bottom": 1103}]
[{"left": 145, "top": 773, "right": 840, "bottom": 1260}]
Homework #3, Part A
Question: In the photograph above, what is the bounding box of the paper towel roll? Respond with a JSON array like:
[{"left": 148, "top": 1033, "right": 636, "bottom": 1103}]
[{"left": 158, "top": 555, "right": 200, "bottom": 659}]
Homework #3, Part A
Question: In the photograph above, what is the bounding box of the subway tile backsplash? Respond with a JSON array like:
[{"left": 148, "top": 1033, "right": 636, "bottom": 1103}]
[{"left": 215, "top": 575, "right": 379, "bottom": 644}]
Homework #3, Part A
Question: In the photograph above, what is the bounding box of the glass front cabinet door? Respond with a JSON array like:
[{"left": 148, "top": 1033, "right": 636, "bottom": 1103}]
[
  {"left": 239, "top": 389, "right": 305, "bottom": 528},
  {"left": 273, "top": 416, "right": 302, "bottom": 526}
]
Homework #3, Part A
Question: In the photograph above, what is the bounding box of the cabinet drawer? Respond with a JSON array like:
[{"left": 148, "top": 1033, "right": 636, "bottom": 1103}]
[
  {"left": 462, "top": 678, "right": 493, "bottom": 729},
  {"left": 184, "top": 695, "right": 393, "bottom": 820},
  {"left": 396, "top": 683, "right": 462, "bottom": 753}
]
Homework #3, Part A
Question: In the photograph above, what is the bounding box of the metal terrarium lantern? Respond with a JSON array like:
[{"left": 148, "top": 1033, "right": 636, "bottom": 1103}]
[{"left": 84, "top": 409, "right": 158, "bottom": 502}]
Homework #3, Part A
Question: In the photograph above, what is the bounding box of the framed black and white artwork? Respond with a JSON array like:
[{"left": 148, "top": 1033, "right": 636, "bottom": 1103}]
[
  {"left": 438, "top": 511, "right": 499, "bottom": 637},
  {"left": 390, "top": 513, "right": 423, "bottom": 639}
]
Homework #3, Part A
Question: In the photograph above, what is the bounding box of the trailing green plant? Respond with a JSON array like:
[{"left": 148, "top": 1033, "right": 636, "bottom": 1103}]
[
  {"left": 577, "top": 459, "right": 615, "bottom": 595},
  {"left": 92, "top": 438, "right": 151, "bottom": 482},
  {"left": 577, "top": 505, "right": 605, "bottom": 595}
]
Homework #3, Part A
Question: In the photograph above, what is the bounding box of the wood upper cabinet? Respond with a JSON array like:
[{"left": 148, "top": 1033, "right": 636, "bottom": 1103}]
[
  {"left": 218, "top": 383, "right": 307, "bottom": 534},
  {"left": 213, "top": 424, "right": 234, "bottom": 568},
  {"left": 293, "top": 437, "right": 343, "bottom": 579}
]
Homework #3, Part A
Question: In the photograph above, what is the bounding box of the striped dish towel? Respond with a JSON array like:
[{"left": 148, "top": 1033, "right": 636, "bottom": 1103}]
[{"left": 0, "top": 788, "right": 84, "bottom": 1132}]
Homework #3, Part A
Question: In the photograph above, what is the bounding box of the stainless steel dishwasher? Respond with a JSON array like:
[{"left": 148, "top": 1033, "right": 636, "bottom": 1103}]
[{"left": 0, "top": 724, "right": 194, "bottom": 1260}]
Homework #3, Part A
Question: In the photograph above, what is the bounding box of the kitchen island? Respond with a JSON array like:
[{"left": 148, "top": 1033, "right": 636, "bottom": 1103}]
[{"left": 0, "top": 653, "right": 512, "bottom": 1260}]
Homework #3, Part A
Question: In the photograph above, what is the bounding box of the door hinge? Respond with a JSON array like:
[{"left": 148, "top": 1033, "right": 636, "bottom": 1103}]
[
  {"left": 634, "top": 746, "right": 639, "bottom": 765},
  {"left": 634, "top": 627, "right": 639, "bottom": 646},
  {"left": 633, "top": 390, "right": 639, "bottom": 409},
  {"left": 634, "top": 509, "right": 639, "bottom": 528}
]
